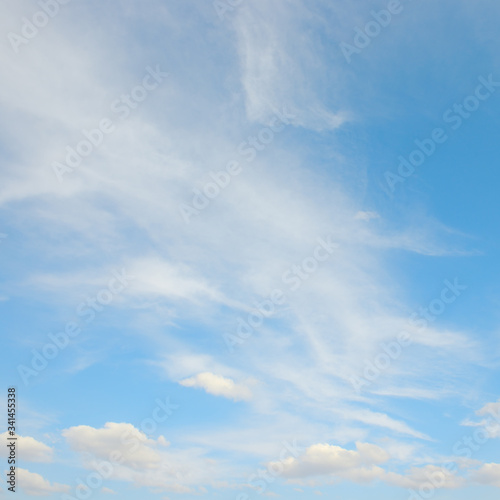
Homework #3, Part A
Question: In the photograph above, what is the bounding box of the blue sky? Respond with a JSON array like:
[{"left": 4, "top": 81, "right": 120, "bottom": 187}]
[{"left": 1, "top": 0, "right": 500, "bottom": 499}]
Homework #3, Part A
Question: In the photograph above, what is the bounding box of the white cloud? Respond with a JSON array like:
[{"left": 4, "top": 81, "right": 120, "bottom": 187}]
[
  {"left": 267, "top": 442, "right": 468, "bottom": 492},
  {"left": 62, "top": 422, "right": 162, "bottom": 469},
  {"left": 269, "top": 442, "right": 389, "bottom": 479},
  {"left": 266, "top": 442, "right": 466, "bottom": 490},
  {"left": 385, "top": 464, "right": 466, "bottom": 490},
  {"left": 461, "top": 399, "right": 500, "bottom": 438},
  {"left": 17, "top": 468, "right": 69, "bottom": 496},
  {"left": 179, "top": 372, "right": 253, "bottom": 401},
  {"left": 0, "top": 433, "right": 53, "bottom": 463},
  {"left": 477, "top": 400, "right": 500, "bottom": 420},
  {"left": 472, "top": 463, "right": 500, "bottom": 487},
  {"left": 62, "top": 422, "right": 232, "bottom": 494},
  {"left": 234, "top": 0, "right": 347, "bottom": 130}
]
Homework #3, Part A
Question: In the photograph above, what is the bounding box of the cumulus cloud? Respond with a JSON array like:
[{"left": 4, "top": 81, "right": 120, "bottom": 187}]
[
  {"left": 268, "top": 442, "right": 389, "bottom": 479},
  {"left": 0, "top": 433, "right": 53, "bottom": 463},
  {"left": 268, "top": 442, "right": 466, "bottom": 490},
  {"left": 62, "top": 422, "right": 162, "bottom": 469},
  {"left": 62, "top": 422, "right": 229, "bottom": 494},
  {"left": 179, "top": 372, "right": 253, "bottom": 401},
  {"left": 385, "top": 464, "right": 466, "bottom": 490},
  {"left": 472, "top": 463, "right": 500, "bottom": 487},
  {"left": 17, "top": 468, "right": 69, "bottom": 496}
]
